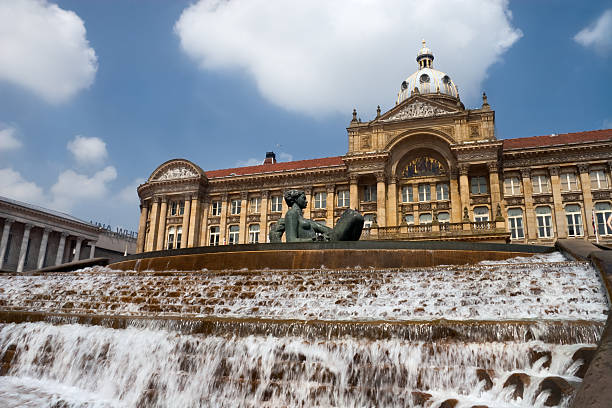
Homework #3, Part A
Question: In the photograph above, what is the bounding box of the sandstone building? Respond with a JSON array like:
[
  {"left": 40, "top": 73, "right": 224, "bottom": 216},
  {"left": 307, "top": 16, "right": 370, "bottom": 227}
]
[
  {"left": 0, "top": 196, "right": 137, "bottom": 272},
  {"left": 136, "top": 43, "right": 612, "bottom": 252}
]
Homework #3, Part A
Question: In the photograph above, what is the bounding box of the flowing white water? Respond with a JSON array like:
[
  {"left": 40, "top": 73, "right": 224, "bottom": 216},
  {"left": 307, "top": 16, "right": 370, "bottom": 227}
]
[
  {"left": 0, "top": 259, "right": 607, "bottom": 322},
  {"left": 0, "top": 322, "right": 592, "bottom": 408},
  {"left": 0, "top": 253, "right": 607, "bottom": 407}
]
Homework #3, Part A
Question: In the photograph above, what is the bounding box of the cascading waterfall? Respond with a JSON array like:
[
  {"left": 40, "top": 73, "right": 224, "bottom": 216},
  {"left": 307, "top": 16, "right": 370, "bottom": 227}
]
[{"left": 0, "top": 252, "right": 607, "bottom": 407}]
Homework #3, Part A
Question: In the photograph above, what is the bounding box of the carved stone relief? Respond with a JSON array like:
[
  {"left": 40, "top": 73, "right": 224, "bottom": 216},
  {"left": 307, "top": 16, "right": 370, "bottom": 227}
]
[
  {"left": 562, "top": 193, "right": 582, "bottom": 202},
  {"left": 592, "top": 190, "right": 612, "bottom": 200},
  {"left": 381, "top": 101, "right": 454, "bottom": 122},
  {"left": 156, "top": 166, "right": 198, "bottom": 181},
  {"left": 533, "top": 195, "right": 553, "bottom": 204}
]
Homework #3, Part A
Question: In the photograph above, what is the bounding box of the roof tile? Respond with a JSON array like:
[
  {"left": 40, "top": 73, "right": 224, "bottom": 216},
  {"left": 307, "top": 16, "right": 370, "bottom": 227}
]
[
  {"left": 205, "top": 156, "right": 344, "bottom": 178},
  {"left": 503, "top": 129, "right": 612, "bottom": 150}
]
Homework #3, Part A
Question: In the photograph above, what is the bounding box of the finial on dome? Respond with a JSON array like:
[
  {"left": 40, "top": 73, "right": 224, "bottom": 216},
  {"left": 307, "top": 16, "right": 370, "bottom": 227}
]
[
  {"left": 422, "top": 39, "right": 426, "bottom": 47},
  {"left": 417, "top": 39, "right": 434, "bottom": 69}
]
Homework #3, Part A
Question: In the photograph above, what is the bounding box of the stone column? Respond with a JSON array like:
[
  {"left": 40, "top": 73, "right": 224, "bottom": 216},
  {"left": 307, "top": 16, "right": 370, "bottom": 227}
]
[
  {"left": 375, "top": 172, "right": 387, "bottom": 227},
  {"left": 16, "top": 224, "right": 32, "bottom": 272},
  {"left": 188, "top": 196, "right": 201, "bottom": 247},
  {"left": 521, "top": 168, "right": 537, "bottom": 240},
  {"left": 488, "top": 161, "right": 502, "bottom": 217},
  {"left": 259, "top": 191, "right": 269, "bottom": 242},
  {"left": 73, "top": 237, "right": 83, "bottom": 262},
  {"left": 89, "top": 241, "right": 97, "bottom": 259},
  {"left": 199, "top": 199, "right": 209, "bottom": 246},
  {"left": 136, "top": 203, "right": 148, "bottom": 253},
  {"left": 458, "top": 164, "right": 470, "bottom": 219},
  {"left": 326, "top": 184, "right": 335, "bottom": 226},
  {"left": 219, "top": 193, "right": 228, "bottom": 245},
  {"left": 36, "top": 228, "right": 50, "bottom": 269},
  {"left": 55, "top": 232, "right": 68, "bottom": 266},
  {"left": 239, "top": 191, "right": 248, "bottom": 244},
  {"left": 145, "top": 197, "right": 160, "bottom": 252},
  {"left": 303, "top": 187, "right": 312, "bottom": 219},
  {"left": 578, "top": 164, "right": 594, "bottom": 237},
  {"left": 549, "top": 166, "right": 567, "bottom": 238},
  {"left": 181, "top": 194, "right": 192, "bottom": 248},
  {"left": 156, "top": 197, "right": 168, "bottom": 251},
  {"left": 349, "top": 175, "right": 359, "bottom": 210},
  {"left": 449, "top": 167, "right": 461, "bottom": 223},
  {"left": 0, "top": 219, "right": 14, "bottom": 269},
  {"left": 386, "top": 177, "right": 398, "bottom": 226}
]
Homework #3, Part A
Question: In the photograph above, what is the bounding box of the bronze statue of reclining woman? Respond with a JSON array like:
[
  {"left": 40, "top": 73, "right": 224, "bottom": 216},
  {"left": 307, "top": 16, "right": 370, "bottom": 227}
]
[{"left": 269, "top": 189, "right": 364, "bottom": 242}]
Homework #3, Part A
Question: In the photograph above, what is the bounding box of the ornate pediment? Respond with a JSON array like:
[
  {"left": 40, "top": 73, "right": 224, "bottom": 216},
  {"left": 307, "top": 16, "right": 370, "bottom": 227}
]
[
  {"left": 381, "top": 100, "right": 456, "bottom": 122},
  {"left": 155, "top": 166, "right": 199, "bottom": 181}
]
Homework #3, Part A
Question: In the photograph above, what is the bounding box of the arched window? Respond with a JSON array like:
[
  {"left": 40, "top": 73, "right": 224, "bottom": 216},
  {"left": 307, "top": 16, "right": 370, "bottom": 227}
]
[
  {"left": 167, "top": 226, "right": 175, "bottom": 250},
  {"left": 401, "top": 157, "right": 446, "bottom": 178},
  {"left": 507, "top": 208, "right": 524, "bottom": 240},
  {"left": 594, "top": 202, "right": 612, "bottom": 236},
  {"left": 536, "top": 206, "right": 553, "bottom": 238},
  {"left": 248, "top": 224, "right": 260, "bottom": 244},
  {"left": 473, "top": 206, "right": 489, "bottom": 222},
  {"left": 228, "top": 225, "right": 240, "bottom": 245},
  {"left": 209, "top": 226, "right": 220, "bottom": 246},
  {"left": 419, "top": 213, "right": 432, "bottom": 224},
  {"left": 565, "top": 204, "right": 583, "bottom": 237},
  {"left": 404, "top": 214, "right": 414, "bottom": 225},
  {"left": 437, "top": 212, "right": 450, "bottom": 223}
]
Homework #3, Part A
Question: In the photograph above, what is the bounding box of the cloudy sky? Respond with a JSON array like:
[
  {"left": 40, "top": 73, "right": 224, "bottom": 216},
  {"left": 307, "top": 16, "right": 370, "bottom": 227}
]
[{"left": 0, "top": 0, "right": 610, "bottom": 230}]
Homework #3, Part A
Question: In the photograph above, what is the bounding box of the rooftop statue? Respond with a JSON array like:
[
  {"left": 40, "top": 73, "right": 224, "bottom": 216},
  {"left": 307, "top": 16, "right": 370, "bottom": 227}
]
[{"left": 269, "top": 189, "right": 364, "bottom": 243}]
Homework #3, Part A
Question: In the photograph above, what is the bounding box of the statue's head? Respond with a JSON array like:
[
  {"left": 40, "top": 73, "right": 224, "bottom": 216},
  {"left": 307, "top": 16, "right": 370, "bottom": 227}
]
[{"left": 284, "top": 189, "right": 307, "bottom": 208}]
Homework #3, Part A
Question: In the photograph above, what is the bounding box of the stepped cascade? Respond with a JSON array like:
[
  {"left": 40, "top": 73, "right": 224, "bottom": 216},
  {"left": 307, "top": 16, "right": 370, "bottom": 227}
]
[{"left": 0, "top": 252, "right": 608, "bottom": 407}]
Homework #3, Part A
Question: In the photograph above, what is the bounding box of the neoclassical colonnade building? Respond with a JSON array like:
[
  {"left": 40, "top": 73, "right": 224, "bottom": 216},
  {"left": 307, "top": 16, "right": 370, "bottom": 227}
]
[{"left": 136, "top": 43, "right": 612, "bottom": 252}]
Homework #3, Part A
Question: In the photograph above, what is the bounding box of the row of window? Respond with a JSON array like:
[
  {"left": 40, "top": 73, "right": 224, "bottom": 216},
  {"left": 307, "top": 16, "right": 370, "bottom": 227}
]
[
  {"left": 504, "top": 170, "right": 610, "bottom": 196},
  {"left": 506, "top": 202, "right": 612, "bottom": 240},
  {"left": 401, "top": 183, "right": 450, "bottom": 202}
]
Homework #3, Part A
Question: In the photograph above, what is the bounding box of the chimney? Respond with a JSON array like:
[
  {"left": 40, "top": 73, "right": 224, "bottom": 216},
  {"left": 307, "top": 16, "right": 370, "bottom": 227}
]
[{"left": 264, "top": 151, "right": 276, "bottom": 164}]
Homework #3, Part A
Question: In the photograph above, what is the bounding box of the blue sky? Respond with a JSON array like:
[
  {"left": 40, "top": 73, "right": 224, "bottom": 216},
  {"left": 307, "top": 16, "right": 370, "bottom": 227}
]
[{"left": 0, "top": 0, "right": 610, "bottom": 231}]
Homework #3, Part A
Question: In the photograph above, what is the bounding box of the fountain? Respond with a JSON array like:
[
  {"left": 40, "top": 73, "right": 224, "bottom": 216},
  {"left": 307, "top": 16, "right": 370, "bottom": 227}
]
[{"left": 0, "top": 245, "right": 609, "bottom": 407}]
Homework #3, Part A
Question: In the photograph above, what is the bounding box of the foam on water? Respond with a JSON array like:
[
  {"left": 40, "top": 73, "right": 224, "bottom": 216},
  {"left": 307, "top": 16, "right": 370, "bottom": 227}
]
[{"left": 0, "top": 322, "right": 592, "bottom": 407}]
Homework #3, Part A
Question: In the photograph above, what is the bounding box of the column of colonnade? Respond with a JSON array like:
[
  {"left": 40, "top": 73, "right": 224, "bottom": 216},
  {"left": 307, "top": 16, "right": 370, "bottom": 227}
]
[{"left": 0, "top": 217, "right": 97, "bottom": 271}]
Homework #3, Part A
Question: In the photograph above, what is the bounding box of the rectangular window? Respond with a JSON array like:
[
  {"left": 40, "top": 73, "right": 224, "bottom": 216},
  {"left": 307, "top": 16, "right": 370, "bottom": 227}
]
[
  {"left": 532, "top": 175, "right": 551, "bottom": 194},
  {"left": 363, "top": 214, "right": 375, "bottom": 228},
  {"left": 418, "top": 184, "right": 431, "bottom": 202},
  {"left": 590, "top": 170, "right": 609, "bottom": 190},
  {"left": 314, "top": 192, "right": 327, "bottom": 209},
  {"left": 536, "top": 206, "right": 553, "bottom": 238},
  {"left": 249, "top": 197, "right": 261, "bottom": 214},
  {"left": 363, "top": 185, "right": 377, "bottom": 202},
  {"left": 337, "top": 190, "right": 350, "bottom": 207},
  {"left": 179, "top": 201, "right": 185, "bottom": 216},
  {"left": 271, "top": 196, "right": 282, "bottom": 212},
  {"left": 560, "top": 173, "right": 578, "bottom": 192},
  {"left": 436, "top": 183, "right": 449, "bottom": 201},
  {"left": 209, "top": 226, "right": 220, "bottom": 246},
  {"left": 228, "top": 225, "right": 240, "bottom": 245},
  {"left": 211, "top": 201, "right": 221, "bottom": 216},
  {"left": 504, "top": 177, "right": 521, "bottom": 196},
  {"left": 470, "top": 176, "right": 488, "bottom": 194},
  {"left": 401, "top": 185, "right": 413, "bottom": 203},
  {"left": 248, "top": 224, "right": 260, "bottom": 244},
  {"left": 170, "top": 201, "right": 178, "bottom": 216},
  {"left": 507, "top": 208, "right": 524, "bottom": 240},
  {"left": 231, "top": 199, "right": 241, "bottom": 215},
  {"left": 595, "top": 203, "right": 612, "bottom": 235},
  {"left": 167, "top": 227, "right": 175, "bottom": 250}
]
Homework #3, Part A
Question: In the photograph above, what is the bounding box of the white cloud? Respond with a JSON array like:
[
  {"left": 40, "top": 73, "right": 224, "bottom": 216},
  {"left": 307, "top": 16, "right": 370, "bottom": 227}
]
[
  {"left": 575, "top": 9, "right": 612, "bottom": 55},
  {"left": 0, "top": 0, "right": 97, "bottom": 103},
  {"left": 117, "top": 177, "right": 145, "bottom": 204},
  {"left": 50, "top": 166, "right": 117, "bottom": 211},
  {"left": 0, "top": 126, "right": 21, "bottom": 151},
  {"left": 67, "top": 135, "right": 108, "bottom": 166},
  {"left": 236, "top": 158, "right": 263, "bottom": 167},
  {"left": 278, "top": 152, "right": 293, "bottom": 162},
  {"left": 175, "top": 0, "right": 522, "bottom": 115},
  {"left": 0, "top": 168, "right": 46, "bottom": 204}
]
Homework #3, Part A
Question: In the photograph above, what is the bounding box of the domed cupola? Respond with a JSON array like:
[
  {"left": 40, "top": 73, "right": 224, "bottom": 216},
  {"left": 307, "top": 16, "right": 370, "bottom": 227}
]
[{"left": 396, "top": 40, "right": 459, "bottom": 104}]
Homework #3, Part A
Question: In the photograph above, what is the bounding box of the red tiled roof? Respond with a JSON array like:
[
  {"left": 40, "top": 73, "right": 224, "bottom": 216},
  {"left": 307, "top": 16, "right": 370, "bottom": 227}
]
[
  {"left": 205, "top": 156, "right": 345, "bottom": 178},
  {"left": 503, "top": 129, "right": 612, "bottom": 150}
]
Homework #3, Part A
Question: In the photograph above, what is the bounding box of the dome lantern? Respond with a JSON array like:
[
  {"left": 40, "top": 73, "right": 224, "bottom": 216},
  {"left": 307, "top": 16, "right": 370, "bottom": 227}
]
[{"left": 416, "top": 39, "right": 434, "bottom": 69}]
